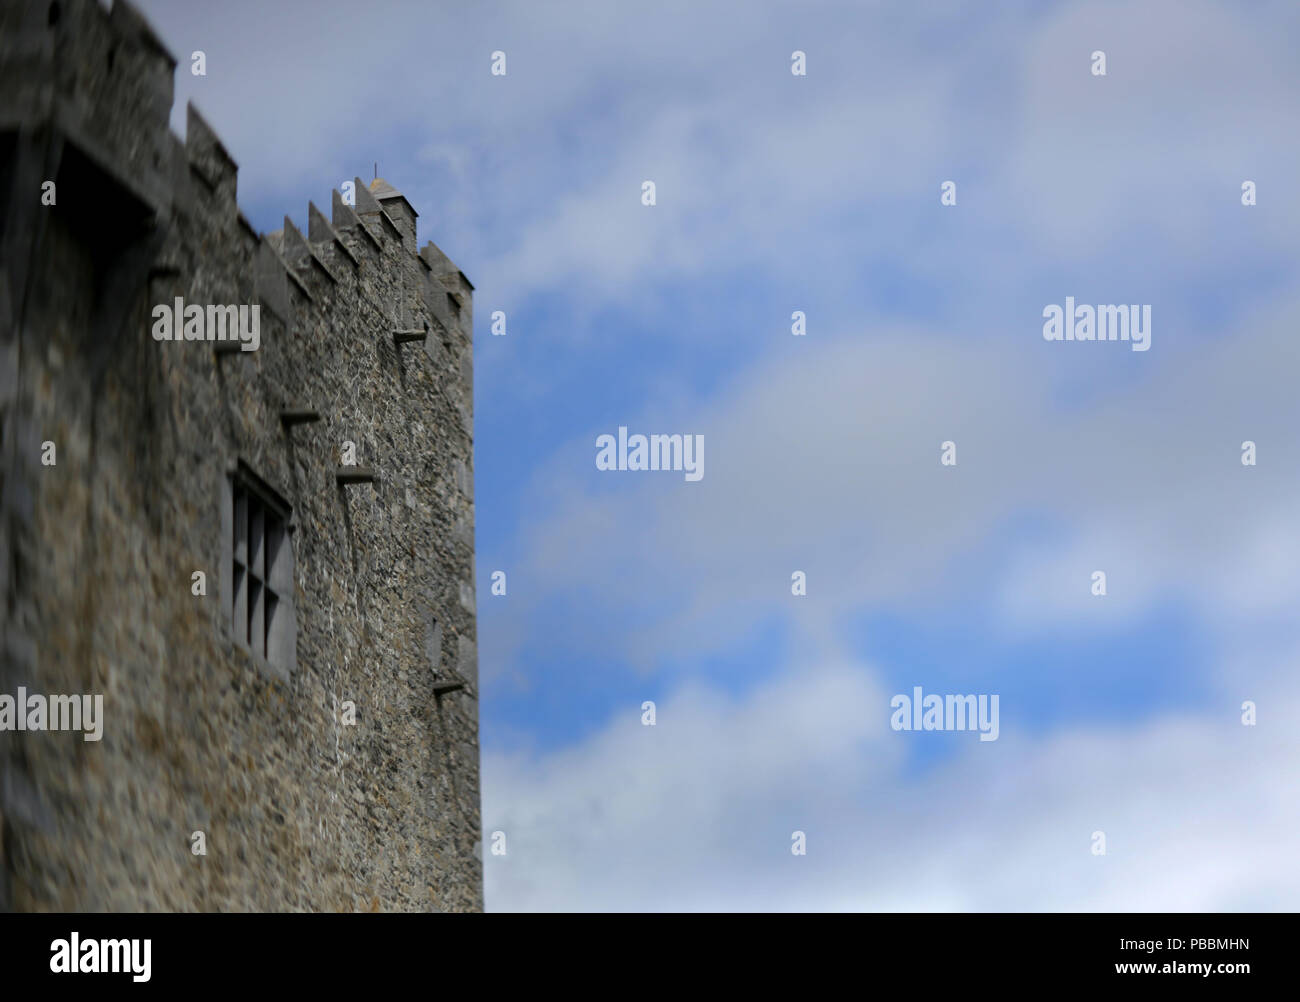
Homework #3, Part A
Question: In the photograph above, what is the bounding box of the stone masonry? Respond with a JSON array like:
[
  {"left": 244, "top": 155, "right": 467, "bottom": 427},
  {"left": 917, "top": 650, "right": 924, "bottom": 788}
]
[{"left": 0, "top": 0, "right": 481, "bottom": 910}]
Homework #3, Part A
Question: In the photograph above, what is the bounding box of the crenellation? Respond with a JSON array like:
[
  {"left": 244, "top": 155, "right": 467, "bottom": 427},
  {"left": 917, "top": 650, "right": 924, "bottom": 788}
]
[
  {"left": 285, "top": 256, "right": 314, "bottom": 305},
  {"left": 43, "top": 0, "right": 177, "bottom": 208},
  {"left": 333, "top": 187, "right": 382, "bottom": 260},
  {"left": 108, "top": 0, "right": 178, "bottom": 72},
  {"left": 308, "top": 200, "right": 359, "bottom": 274},
  {"left": 352, "top": 173, "right": 384, "bottom": 216},
  {"left": 282, "top": 216, "right": 338, "bottom": 292},
  {"left": 185, "top": 102, "right": 238, "bottom": 204},
  {"left": 353, "top": 175, "right": 405, "bottom": 249},
  {"left": 2, "top": 0, "right": 480, "bottom": 914},
  {"left": 254, "top": 237, "right": 291, "bottom": 323}
]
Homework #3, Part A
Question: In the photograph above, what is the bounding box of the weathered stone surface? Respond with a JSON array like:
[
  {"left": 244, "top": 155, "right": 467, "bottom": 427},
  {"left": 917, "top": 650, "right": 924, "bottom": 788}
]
[{"left": 0, "top": 0, "right": 480, "bottom": 912}]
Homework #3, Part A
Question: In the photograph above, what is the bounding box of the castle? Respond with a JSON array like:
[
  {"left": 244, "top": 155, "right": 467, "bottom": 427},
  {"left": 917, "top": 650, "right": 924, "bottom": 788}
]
[{"left": 0, "top": 0, "right": 482, "bottom": 910}]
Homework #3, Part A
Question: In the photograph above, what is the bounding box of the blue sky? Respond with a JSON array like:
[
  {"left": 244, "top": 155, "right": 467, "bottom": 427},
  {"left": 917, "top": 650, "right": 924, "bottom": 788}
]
[{"left": 138, "top": 0, "right": 1300, "bottom": 910}]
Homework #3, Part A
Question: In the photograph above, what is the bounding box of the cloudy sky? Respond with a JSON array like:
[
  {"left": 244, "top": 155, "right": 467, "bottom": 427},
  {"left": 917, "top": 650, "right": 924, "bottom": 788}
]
[{"left": 136, "top": 0, "right": 1300, "bottom": 910}]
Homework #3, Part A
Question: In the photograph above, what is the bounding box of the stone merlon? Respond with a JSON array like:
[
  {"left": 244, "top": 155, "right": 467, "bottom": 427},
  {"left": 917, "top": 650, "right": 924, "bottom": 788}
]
[{"left": 0, "top": 0, "right": 481, "bottom": 912}]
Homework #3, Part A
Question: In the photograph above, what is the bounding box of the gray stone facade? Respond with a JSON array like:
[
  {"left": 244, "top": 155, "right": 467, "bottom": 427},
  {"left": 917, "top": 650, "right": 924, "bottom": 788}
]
[{"left": 0, "top": 0, "right": 481, "bottom": 911}]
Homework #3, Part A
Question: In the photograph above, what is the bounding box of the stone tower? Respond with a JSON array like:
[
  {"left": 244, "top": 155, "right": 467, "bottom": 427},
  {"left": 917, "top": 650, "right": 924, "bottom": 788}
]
[{"left": 0, "top": 0, "right": 481, "bottom": 910}]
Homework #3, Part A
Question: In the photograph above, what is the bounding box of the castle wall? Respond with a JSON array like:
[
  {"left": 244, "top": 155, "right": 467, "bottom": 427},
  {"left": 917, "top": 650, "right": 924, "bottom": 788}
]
[{"left": 0, "top": 0, "right": 480, "bottom": 911}]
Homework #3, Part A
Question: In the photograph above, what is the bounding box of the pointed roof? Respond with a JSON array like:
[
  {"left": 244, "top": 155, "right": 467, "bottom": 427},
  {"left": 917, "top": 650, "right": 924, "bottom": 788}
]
[{"left": 369, "top": 177, "right": 418, "bottom": 217}]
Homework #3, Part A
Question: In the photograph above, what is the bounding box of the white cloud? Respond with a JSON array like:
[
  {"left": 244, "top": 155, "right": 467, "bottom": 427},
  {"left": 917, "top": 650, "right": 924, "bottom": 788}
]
[
  {"left": 485, "top": 650, "right": 1300, "bottom": 910},
  {"left": 489, "top": 279, "right": 1300, "bottom": 677}
]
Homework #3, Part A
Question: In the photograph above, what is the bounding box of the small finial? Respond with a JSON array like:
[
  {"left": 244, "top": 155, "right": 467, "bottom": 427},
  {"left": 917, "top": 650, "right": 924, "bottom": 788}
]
[{"left": 374, "top": 162, "right": 378, "bottom": 181}]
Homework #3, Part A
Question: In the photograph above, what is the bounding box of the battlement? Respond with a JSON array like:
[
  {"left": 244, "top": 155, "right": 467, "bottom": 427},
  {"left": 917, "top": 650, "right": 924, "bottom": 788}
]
[
  {"left": 0, "top": 0, "right": 472, "bottom": 348},
  {"left": 0, "top": 0, "right": 481, "bottom": 912},
  {"left": 1, "top": 0, "right": 176, "bottom": 216}
]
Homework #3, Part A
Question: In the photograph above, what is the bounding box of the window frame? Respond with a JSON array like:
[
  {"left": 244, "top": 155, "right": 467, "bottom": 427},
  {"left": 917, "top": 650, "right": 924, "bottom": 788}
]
[{"left": 221, "top": 461, "right": 296, "bottom": 682}]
